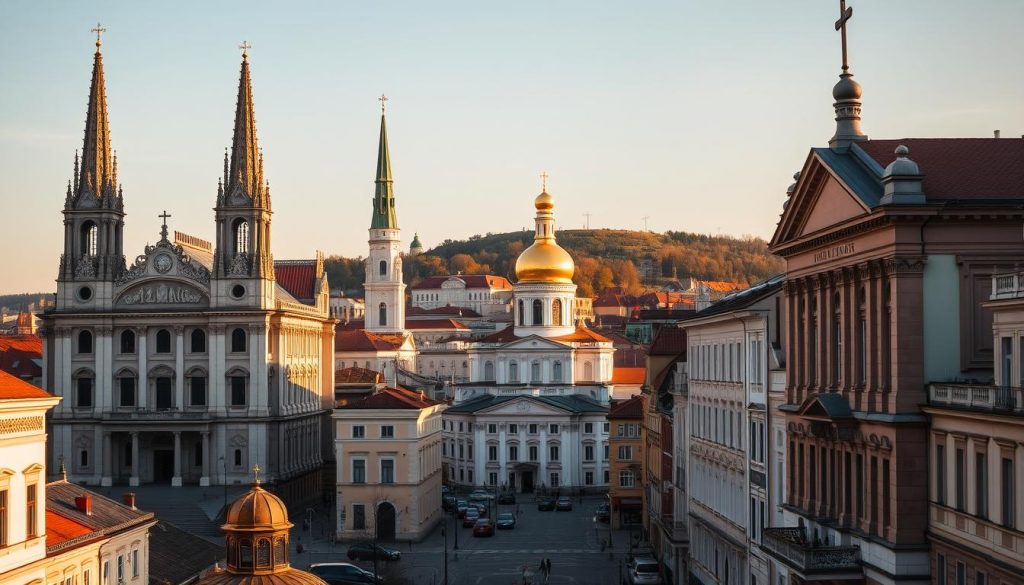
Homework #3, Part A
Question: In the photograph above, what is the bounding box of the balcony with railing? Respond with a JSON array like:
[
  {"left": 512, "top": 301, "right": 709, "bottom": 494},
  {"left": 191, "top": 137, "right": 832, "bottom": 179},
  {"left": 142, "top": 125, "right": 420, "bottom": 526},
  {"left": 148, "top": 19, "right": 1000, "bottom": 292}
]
[
  {"left": 659, "top": 513, "right": 689, "bottom": 544},
  {"left": 761, "top": 527, "right": 861, "bottom": 575},
  {"left": 929, "top": 383, "right": 1024, "bottom": 415},
  {"left": 991, "top": 271, "right": 1024, "bottom": 300}
]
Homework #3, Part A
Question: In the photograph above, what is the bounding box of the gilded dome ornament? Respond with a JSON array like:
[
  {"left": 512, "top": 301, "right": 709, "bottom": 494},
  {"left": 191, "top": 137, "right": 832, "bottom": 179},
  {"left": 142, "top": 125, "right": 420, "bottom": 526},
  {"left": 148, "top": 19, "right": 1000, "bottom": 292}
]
[{"left": 514, "top": 183, "right": 575, "bottom": 284}]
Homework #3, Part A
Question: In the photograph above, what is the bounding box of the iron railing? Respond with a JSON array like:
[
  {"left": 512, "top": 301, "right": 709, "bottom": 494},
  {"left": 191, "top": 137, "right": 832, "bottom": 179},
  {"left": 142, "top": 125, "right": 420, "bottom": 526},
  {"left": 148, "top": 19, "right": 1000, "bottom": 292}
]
[{"left": 761, "top": 527, "right": 860, "bottom": 573}]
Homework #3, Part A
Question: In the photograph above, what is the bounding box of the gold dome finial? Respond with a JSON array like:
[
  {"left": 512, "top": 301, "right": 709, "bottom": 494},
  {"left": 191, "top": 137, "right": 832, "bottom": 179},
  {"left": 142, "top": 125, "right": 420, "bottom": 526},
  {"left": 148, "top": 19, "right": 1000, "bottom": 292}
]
[
  {"left": 515, "top": 184, "right": 575, "bottom": 283},
  {"left": 252, "top": 463, "right": 261, "bottom": 485}
]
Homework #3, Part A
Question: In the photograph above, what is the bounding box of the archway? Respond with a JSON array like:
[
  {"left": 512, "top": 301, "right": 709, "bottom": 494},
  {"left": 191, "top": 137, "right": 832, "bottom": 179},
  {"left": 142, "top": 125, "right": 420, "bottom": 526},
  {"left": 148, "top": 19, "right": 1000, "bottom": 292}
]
[{"left": 376, "top": 502, "right": 396, "bottom": 541}]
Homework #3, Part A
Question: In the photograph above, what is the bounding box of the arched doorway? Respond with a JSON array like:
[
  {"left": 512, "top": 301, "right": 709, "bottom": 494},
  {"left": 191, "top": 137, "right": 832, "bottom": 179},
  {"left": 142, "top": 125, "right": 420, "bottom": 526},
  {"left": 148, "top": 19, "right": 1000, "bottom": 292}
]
[{"left": 376, "top": 502, "right": 396, "bottom": 541}]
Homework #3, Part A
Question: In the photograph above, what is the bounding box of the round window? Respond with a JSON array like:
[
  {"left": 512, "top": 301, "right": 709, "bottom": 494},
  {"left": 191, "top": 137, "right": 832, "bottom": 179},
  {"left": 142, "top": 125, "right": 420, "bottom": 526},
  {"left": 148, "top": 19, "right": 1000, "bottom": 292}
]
[
  {"left": 231, "top": 284, "right": 246, "bottom": 299},
  {"left": 78, "top": 286, "right": 93, "bottom": 301}
]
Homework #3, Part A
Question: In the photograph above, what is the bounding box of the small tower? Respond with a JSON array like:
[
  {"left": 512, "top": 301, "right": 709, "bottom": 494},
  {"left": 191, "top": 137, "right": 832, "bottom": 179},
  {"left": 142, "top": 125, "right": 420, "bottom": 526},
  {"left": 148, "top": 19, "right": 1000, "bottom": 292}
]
[
  {"left": 829, "top": 0, "right": 868, "bottom": 149},
  {"left": 364, "top": 97, "right": 406, "bottom": 333},
  {"left": 57, "top": 26, "right": 126, "bottom": 311},
  {"left": 409, "top": 233, "right": 424, "bottom": 256},
  {"left": 212, "top": 43, "right": 276, "bottom": 309}
]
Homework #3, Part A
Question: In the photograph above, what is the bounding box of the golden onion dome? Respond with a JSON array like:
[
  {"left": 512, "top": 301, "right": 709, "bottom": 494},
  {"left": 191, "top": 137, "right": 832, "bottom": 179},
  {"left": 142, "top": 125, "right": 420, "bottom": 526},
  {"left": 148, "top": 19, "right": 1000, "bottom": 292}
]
[
  {"left": 223, "top": 484, "right": 292, "bottom": 533},
  {"left": 514, "top": 191, "right": 575, "bottom": 284}
]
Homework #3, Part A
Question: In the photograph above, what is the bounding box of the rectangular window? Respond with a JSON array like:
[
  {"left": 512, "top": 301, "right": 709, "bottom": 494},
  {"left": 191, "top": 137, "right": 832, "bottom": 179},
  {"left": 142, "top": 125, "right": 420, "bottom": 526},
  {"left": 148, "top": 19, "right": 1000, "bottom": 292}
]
[
  {"left": 459, "top": 444, "right": 464, "bottom": 459},
  {"left": 550, "top": 445, "right": 560, "bottom": 461},
  {"left": 618, "top": 446, "right": 632, "bottom": 460},
  {"left": 955, "top": 561, "right": 965, "bottom": 585},
  {"left": 117, "top": 555, "right": 124, "bottom": 582},
  {"left": 619, "top": 470, "right": 635, "bottom": 487},
  {"left": 353, "top": 504, "right": 366, "bottom": 530},
  {"left": 132, "top": 548, "right": 139, "bottom": 577},
  {"left": 936, "top": 444, "right": 946, "bottom": 504},
  {"left": 509, "top": 424, "right": 518, "bottom": 434},
  {"left": 381, "top": 459, "right": 395, "bottom": 483},
  {"left": 1002, "top": 457, "right": 1015, "bottom": 528},
  {"left": 549, "top": 424, "right": 559, "bottom": 434},
  {"left": 603, "top": 444, "right": 609, "bottom": 460},
  {"left": 155, "top": 377, "right": 173, "bottom": 409},
  {"left": 585, "top": 445, "right": 594, "bottom": 461},
  {"left": 936, "top": 554, "right": 946, "bottom": 584},
  {"left": 488, "top": 445, "right": 498, "bottom": 461},
  {"left": 352, "top": 425, "right": 365, "bottom": 438},
  {"left": 584, "top": 422, "right": 593, "bottom": 434},
  {"left": 976, "top": 452, "right": 988, "bottom": 518},
  {"left": 352, "top": 460, "right": 366, "bottom": 484},
  {"left": 0, "top": 489, "right": 7, "bottom": 547},
  {"left": 976, "top": 571, "right": 987, "bottom": 585},
  {"left": 26, "top": 484, "right": 36, "bottom": 538},
  {"left": 509, "top": 446, "right": 518, "bottom": 461},
  {"left": 585, "top": 471, "right": 594, "bottom": 485},
  {"left": 77, "top": 377, "right": 93, "bottom": 407},
  {"left": 488, "top": 423, "right": 497, "bottom": 434},
  {"left": 955, "top": 447, "right": 966, "bottom": 511},
  {"left": 604, "top": 469, "right": 610, "bottom": 484},
  {"left": 119, "top": 377, "right": 136, "bottom": 407},
  {"left": 230, "top": 376, "right": 246, "bottom": 406},
  {"left": 380, "top": 425, "right": 394, "bottom": 438},
  {"left": 189, "top": 376, "right": 206, "bottom": 406},
  {"left": 529, "top": 424, "right": 538, "bottom": 434},
  {"left": 84, "top": 570, "right": 91, "bottom": 585},
  {"left": 550, "top": 472, "right": 559, "bottom": 487},
  {"left": 602, "top": 422, "right": 610, "bottom": 433},
  {"left": 529, "top": 445, "right": 538, "bottom": 461},
  {"left": 489, "top": 472, "right": 497, "bottom": 486},
  {"left": 103, "top": 561, "right": 109, "bottom": 585}
]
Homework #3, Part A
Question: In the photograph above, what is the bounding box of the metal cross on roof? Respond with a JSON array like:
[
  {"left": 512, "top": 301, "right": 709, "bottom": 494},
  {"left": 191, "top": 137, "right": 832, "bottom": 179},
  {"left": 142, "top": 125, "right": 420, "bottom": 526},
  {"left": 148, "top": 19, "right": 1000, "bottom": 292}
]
[
  {"left": 379, "top": 94, "right": 388, "bottom": 114},
  {"left": 158, "top": 210, "right": 171, "bottom": 240},
  {"left": 252, "top": 463, "right": 261, "bottom": 485},
  {"left": 539, "top": 171, "right": 549, "bottom": 191},
  {"left": 91, "top": 22, "right": 106, "bottom": 48},
  {"left": 835, "top": 0, "right": 854, "bottom": 72},
  {"left": 239, "top": 40, "right": 252, "bottom": 58}
]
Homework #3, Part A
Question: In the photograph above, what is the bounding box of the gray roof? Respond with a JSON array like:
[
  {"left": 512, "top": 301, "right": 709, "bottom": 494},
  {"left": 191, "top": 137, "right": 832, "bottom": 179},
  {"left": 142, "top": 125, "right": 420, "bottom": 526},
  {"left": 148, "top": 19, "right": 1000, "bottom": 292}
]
[
  {"left": 46, "top": 481, "right": 154, "bottom": 533},
  {"left": 148, "top": 521, "right": 224, "bottom": 585},
  {"left": 445, "top": 393, "right": 608, "bottom": 414}
]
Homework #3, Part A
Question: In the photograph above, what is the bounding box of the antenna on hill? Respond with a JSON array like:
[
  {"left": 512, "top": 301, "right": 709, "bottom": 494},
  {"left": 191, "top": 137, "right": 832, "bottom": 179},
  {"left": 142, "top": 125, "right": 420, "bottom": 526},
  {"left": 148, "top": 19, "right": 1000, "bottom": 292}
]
[
  {"left": 584, "top": 213, "right": 592, "bottom": 230},
  {"left": 642, "top": 216, "right": 650, "bottom": 231}
]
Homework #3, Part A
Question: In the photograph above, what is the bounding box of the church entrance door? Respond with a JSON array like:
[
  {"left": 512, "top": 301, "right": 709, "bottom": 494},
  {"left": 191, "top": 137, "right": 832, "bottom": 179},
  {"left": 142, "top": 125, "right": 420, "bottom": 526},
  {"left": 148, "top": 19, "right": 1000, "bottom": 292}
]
[
  {"left": 521, "top": 470, "right": 534, "bottom": 493},
  {"left": 376, "top": 502, "right": 397, "bottom": 541},
  {"left": 154, "top": 449, "right": 174, "bottom": 482}
]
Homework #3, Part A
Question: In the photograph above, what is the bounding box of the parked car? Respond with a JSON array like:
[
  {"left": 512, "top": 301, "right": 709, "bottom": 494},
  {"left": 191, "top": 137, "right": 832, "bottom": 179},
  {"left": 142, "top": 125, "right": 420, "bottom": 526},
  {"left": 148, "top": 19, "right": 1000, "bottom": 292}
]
[
  {"left": 555, "top": 496, "right": 573, "bottom": 511},
  {"left": 443, "top": 495, "right": 457, "bottom": 511},
  {"left": 468, "top": 489, "right": 493, "bottom": 502},
  {"left": 627, "top": 557, "right": 662, "bottom": 585},
  {"left": 496, "top": 512, "right": 516, "bottom": 529},
  {"left": 595, "top": 503, "right": 611, "bottom": 523},
  {"left": 470, "top": 503, "right": 488, "bottom": 517},
  {"left": 463, "top": 507, "right": 481, "bottom": 527},
  {"left": 497, "top": 492, "right": 516, "bottom": 504},
  {"left": 346, "top": 542, "right": 401, "bottom": 562},
  {"left": 456, "top": 499, "right": 469, "bottom": 517},
  {"left": 537, "top": 497, "right": 556, "bottom": 511},
  {"left": 309, "top": 562, "right": 383, "bottom": 585},
  {"left": 472, "top": 518, "right": 495, "bottom": 537}
]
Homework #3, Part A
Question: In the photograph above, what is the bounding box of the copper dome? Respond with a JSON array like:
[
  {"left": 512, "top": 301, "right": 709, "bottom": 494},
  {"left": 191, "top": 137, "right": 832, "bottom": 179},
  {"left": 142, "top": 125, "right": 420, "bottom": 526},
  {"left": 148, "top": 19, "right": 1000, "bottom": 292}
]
[{"left": 223, "top": 485, "right": 292, "bottom": 533}]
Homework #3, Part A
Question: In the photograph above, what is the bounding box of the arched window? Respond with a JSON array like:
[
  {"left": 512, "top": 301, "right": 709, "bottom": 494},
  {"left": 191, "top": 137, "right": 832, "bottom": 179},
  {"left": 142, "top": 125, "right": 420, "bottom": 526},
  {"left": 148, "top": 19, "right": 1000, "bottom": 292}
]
[
  {"left": 78, "top": 330, "right": 93, "bottom": 354},
  {"left": 232, "top": 218, "right": 249, "bottom": 256},
  {"left": 552, "top": 298, "right": 563, "bottom": 326},
  {"left": 583, "top": 361, "right": 593, "bottom": 381},
  {"left": 120, "top": 330, "right": 135, "bottom": 354},
  {"left": 155, "top": 329, "right": 171, "bottom": 353},
  {"left": 379, "top": 260, "right": 387, "bottom": 276},
  {"left": 509, "top": 361, "right": 519, "bottom": 383},
  {"left": 484, "top": 361, "right": 495, "bottom": 381},
  {"left": 532, "top": 299, "right": 543, "bottom": 326},
  {"left": 518, "top": 300, "right": 525, "bottom": 326},
  {"left": 231, "top": 328, "right": 246, "bottom": 352},
  {"left": 80, "top": 222, "right": 98, "bottom": 256},
  {"left": 190, "top": 329, "right": 206, "bottom": 353},
  {"left": 379, "top": 302, "right": 387, "bottom": 327},
  {"left": 531, "top": 361, "right": 541, "bottom": 382},
  {"left": 75, "top": 372, "right": 94, "bottom": 408},
  {"left": 553, "top": 361, "right": 563, "bottom": 382}
]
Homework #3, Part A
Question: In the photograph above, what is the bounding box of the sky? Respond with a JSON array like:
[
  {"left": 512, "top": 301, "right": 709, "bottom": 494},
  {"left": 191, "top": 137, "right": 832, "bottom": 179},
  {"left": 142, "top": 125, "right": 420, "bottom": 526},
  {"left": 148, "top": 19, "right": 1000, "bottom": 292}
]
[{"left": 1, "top": 0, "right": 1022, "bottom": 294}]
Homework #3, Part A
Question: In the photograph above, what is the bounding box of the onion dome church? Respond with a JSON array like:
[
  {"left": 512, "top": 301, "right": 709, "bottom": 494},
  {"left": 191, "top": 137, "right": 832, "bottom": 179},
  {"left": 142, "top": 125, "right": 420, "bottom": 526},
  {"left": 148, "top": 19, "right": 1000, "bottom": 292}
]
[{"left": 442, "top": 188, "right": 615, "bottom": 493}]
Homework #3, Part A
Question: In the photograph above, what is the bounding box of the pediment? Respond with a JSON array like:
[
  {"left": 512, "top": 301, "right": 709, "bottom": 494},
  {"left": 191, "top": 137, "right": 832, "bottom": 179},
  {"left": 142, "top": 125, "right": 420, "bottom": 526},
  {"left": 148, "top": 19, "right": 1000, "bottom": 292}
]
[
  {"left": 116, "top": 238, "right": 211, "bottom": 290},
  {"left": 772, "top": 151, "right": 872, "bottom": 247},
  {"left": 478, "top": 396, "right": 571, "bottom": 416},
  {"left": 500, "top": 335, "right": 570, "bottom": 351},
  {"left": 797, "top": 392, "right": 853, "bottom": 420}
]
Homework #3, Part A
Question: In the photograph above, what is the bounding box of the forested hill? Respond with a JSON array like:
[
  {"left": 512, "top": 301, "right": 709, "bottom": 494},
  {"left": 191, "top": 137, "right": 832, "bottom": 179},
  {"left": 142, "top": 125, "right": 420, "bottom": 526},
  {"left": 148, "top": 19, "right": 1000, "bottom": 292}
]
[{"left": 325, "top": 229, "right": 783, "bottom": 297}]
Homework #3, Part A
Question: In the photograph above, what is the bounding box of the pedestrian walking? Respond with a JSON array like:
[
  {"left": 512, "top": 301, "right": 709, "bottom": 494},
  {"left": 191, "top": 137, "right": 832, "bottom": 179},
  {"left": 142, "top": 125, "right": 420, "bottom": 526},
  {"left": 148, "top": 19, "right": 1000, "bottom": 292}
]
[{"left": 545, "top": 558, "right": 552, "bottom": 576}]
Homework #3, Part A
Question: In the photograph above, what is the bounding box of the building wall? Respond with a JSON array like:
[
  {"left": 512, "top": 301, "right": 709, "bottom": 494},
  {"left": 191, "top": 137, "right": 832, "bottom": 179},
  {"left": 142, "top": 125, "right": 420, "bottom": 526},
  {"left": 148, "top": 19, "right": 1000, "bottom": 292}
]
[
  {"left": 608, "top": 412, "right": 643, "bottom": 529},
  {"left": 410, "top": 280, "right": 512, "bottom": 317}
]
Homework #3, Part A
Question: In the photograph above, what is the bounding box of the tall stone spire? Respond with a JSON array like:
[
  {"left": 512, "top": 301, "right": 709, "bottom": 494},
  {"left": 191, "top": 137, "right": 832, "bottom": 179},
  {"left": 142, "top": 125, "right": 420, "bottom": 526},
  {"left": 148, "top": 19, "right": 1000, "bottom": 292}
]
[
  {"left": 226, "top": 43, "right": 266, "bottom": 206},
  {"left": 370, "top": 96, "right": 398, "bottom": 229},
  {"left": 78, "top": 25, "right": 115, "bottom": 199}
]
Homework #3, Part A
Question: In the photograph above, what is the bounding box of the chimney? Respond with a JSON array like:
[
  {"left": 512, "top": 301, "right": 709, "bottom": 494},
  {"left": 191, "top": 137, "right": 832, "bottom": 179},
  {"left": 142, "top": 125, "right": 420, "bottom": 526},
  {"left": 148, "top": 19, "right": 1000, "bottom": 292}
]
[
  {"left": 122, "top": 492, "right": 137, "bottom": 510},
  {"left": 75, "top": 494, "right": 93, "bottom": 515},
  {"left": 994, "top": 130, "right": 1001, "bottom": 138}
]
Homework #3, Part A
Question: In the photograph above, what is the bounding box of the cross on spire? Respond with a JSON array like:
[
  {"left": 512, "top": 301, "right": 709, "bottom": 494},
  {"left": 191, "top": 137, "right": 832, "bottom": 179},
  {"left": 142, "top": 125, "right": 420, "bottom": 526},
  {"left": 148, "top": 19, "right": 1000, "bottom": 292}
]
[
  {"left": 539, "top": 171, "right": 549, "bottom": 192},
  {"left": 252, "top": 464, "right": 261, "bottom": 485},
  {"left": 378, "top": 94, "right": 388, "bottom": 114},
  {"left": 158, "top": 210, "right": 171, "bottom": 240},
  {"left": 239, "top": 40, "right": 252, "bottom": 59},
  {"left": 835, "top": 0, "right": 854, "bottom": 72},
  {"left": 91, "top": 22, "right": 106, "bottom": 49}
]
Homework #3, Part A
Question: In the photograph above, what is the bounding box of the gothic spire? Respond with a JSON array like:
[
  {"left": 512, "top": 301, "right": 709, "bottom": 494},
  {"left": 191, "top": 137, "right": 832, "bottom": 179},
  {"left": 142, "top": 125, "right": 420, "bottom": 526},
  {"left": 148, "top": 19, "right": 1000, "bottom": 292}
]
[
  {"left": 226, "top": 43, "right": 265, "bottom": 206},
  {"left": 371, "top": 98, "right": 398, "bottom": 230},
  {"left": 78, "top": 25, "right": 115, "bottom": 199}
]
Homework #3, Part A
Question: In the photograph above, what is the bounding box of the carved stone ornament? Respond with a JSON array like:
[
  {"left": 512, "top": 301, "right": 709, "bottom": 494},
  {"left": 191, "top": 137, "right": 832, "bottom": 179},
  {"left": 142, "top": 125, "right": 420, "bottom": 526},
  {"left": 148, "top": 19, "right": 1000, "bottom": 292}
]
[
  {"left": 115, "top": 238, "right": 211, "bottom": 287},
  {"left": 75, "top": 255, "right": 96, "bottom": 278},
  {"left": 228, "top": 253, "right": 250, "bottom": 276},
  {"left": 119, "top": 283, "right": 204, "bottom": 305}
]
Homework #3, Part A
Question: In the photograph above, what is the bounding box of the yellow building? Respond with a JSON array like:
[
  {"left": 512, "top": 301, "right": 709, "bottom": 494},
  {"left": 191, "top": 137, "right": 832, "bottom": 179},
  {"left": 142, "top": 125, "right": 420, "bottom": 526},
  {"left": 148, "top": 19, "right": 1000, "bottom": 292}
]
[{"left": 608, "top": 395, "right": 644, "bottom": 529}]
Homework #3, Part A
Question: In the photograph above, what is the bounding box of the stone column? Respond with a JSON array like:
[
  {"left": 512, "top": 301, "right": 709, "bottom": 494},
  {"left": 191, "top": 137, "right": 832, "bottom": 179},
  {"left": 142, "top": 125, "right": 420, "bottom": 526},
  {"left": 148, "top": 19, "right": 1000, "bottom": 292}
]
[
  {"left": 539, "top": 427, "right": 549, "bottom": 489},
  {"left": 101, "top": 431, "right": 113, "bottom": 486},
  {"left": 211, "top": 325, "right": 226, "bottom": 415},
  {"left": 172, "top": 431, "right": 183, "bottom": 487},
  {"left": 249, "top": 325, "right": 262, "bottom": 415},
  {"left": 200, "top": 431, "right": 211, "bottom": 486},
  {"left": 129, "top": 432, "right": 140, "bottom": 486},
  {"left": 175, "top": 326, "right": 185, "bottom": 410},
  {"left": 498, "top": 425, "right": 507, "bottom": 489},
  {"left": 137, "top": 328, "right": 148, "bottom": 410}
]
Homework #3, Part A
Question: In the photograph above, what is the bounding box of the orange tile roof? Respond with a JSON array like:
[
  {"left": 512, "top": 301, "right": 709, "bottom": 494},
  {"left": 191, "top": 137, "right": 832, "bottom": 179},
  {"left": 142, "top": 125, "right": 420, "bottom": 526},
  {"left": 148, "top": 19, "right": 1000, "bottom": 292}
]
[
  {"left": 335, "top": 367, "right": 384, "bottom": 384},
  {"left": 552, "top": 325, "right": 611, "bottom": 343},
  {"left": 405, "top": 319, "right": 468, "bottom": 330},
  {"left": 612, "top": 367, "right": 646, "bottom": 385},
  {"left": 45, "top": 509, "right": 97, "bottom": 548},
  {"left": 340, "top": 386, "right": 441, "bottom": 410},
  {"left": 0, "top": 334, "right": 42, "bottom": 380},
  {"left": 608, "top": 395, "right": 644, "bottom": 419},
  {"left": 0, "top": 369, "right": 52, "bottom": 400},
  {"left": 334, "top": 329, "right": 408, "bottom": 352},
  {"left": 274, "top": 260, "right": 318, "bottom": 302}
]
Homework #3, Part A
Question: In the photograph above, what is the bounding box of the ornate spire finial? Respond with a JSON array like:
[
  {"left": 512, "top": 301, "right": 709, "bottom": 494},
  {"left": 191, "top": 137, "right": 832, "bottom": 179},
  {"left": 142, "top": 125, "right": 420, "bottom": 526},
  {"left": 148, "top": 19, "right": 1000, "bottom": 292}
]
[
  {"left": 828, "top": 0, "right": 867, "bottom": 148},
  {"left": 77, "top": 25, "right": 115, "bottom": 198},
  {"left": 226, "top": 46, "right": 265, "bottom": 205},
  {"left": 378, "top": 93, "right": 388, "bottom": 115},
  {"left": 252, "top": 463, "right": 261, "bottom": 485},
  {"left": 835, "top": 0, "right": 853, "bottom": 73},
  {"left": 539, "top": 171, "right": 549, "bottom": 192},
  {"left": 91, "top": 22, "right": 106, "bottom": 51},
  {"left": 239, "top": 40, "right": 252, "bottom": 60},
  {"left": 158, "top": 210, "right": 171, "bottom": 240}
]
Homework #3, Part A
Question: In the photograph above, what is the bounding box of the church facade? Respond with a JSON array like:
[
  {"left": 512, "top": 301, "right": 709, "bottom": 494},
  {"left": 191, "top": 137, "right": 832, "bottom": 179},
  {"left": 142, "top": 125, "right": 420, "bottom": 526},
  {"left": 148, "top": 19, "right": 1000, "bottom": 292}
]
[
  {"left": 443, "top": 191, "right": 614, "bottom": 493},
  {"left": 40, "top": 40, "right": 334, "bottom": 487}
]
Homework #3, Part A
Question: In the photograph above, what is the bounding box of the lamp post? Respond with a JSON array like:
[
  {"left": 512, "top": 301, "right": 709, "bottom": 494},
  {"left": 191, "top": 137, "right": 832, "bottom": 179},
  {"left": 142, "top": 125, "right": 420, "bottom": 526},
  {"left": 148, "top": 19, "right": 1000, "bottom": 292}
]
[
  {"left": 452, "top": 505, "right": 459, "bottom": 550},
  {"left": 219, "top": 456, "right": 227, "bottom": 512}
]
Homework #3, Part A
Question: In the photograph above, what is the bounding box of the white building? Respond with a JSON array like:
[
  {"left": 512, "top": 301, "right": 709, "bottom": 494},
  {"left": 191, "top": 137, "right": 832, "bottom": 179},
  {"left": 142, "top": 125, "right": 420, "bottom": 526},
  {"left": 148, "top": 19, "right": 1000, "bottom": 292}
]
[
  {"left": 680, "top": 275, "right": 785, "bottom": 585},
  {"left": 442, "top": 189, "right": 614, "bottom": 493},
  {"left": 41, "top": 44, "right": 334, "bottom": 488},
  {"left": 329, "top": 292, "right": 365, "bottom": 323},
  {"left": 410, "top": 274, "right": 514, "bottom": 318}
]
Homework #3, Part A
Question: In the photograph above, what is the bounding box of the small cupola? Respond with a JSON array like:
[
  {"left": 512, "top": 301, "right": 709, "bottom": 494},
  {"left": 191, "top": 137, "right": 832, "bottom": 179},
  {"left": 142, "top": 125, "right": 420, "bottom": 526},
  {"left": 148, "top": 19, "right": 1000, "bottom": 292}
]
[{"left": 879, "top": 145, "right": 925, "bottom": 205}]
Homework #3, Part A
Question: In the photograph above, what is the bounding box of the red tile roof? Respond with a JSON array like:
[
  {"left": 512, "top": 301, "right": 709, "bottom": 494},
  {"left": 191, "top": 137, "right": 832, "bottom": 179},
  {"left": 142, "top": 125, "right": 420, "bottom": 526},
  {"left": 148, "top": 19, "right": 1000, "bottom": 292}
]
[
  {"left": 405, "top": 319, "right": 468, "bottom": 330},
  {"left": 411, "top": 275, "right": 513, "bottom": 290},
  {"left": 552, "top": 325, "right": 612, "bottom": 343},
  {"left": 340, "top": 386, "right": 441, "bottom": 410},
  {"left": 0, "top": 369, "right": 52, "bottom": 400},
  {"left": 274, "top": 260, "right": 318, "bottom": 302},
  {"left": 45, "top": 509, "right": 97, "bottom": 548},
  {"left": 649, "top": 327, "right": 687, "bottom": 356},
  {"left": 335, "top": 367, "right": 384, "bottom": 384},
  {"left": 334, "top": 329, "right": 408, "bottom": 352},
  {"left": 858, "top": 138, "right": 1024, "bottom": 200},
  {"left": 476, "top": 327, "right": 520, "bottom": 343},
  {"left": 0, "top": 334, "right": 42, "bottom": 381},
  {"left": 612, "top": 367, "right": 646, "bottom": 385},
  {"left": 608, "top": 395, "right": 644, "bottom": 419}
]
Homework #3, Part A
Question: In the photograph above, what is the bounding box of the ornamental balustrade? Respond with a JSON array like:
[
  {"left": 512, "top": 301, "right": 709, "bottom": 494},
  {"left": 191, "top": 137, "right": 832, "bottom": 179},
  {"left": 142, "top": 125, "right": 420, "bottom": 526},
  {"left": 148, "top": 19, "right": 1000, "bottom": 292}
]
[
  {"left": 761, "top": 527, "right": 860, "bottom": 573},
  {"left": 929, "top": 383, "right": 1023, "bottom": 414}
]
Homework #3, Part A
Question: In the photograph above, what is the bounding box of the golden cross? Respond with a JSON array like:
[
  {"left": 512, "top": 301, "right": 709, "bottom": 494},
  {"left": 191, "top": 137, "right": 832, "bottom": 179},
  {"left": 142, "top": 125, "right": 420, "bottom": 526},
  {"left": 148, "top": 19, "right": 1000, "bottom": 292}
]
[
  {"left": 539, "top": 171, "right": 549, "bottom": 192},
  {"left": 835, "top": 0, "right": 854, "bottom": 72},
  {"left": 239, "top": 40, "right": 252, "bottom": 59},
  {"left": 91, "top": 22, "right": 106, "bottom": 48},
  {"left": 378, "top": 94, "right": 388, "bottom": 114},
  {"left": 252, "top": 463, "right": 261, "bottom": 485}
]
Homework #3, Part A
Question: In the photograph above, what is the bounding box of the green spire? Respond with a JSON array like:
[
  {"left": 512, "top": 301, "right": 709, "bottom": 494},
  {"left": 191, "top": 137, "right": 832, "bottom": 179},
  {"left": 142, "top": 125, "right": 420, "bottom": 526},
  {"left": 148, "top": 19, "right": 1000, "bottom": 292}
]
[{"left": 371, "top": 112, "right": 399, "bottom": 229}]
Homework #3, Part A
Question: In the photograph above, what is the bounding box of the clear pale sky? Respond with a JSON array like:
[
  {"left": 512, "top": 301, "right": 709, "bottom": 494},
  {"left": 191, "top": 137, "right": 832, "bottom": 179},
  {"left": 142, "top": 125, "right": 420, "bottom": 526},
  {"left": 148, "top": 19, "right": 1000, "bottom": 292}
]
[{"left": 1, "top": 1, "right": 1022, "bottom": 294}]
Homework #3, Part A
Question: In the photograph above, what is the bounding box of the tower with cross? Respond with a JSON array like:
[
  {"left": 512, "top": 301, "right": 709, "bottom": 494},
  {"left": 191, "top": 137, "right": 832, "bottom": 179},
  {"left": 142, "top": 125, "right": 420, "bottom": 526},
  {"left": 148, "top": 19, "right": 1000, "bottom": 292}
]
[{"left": 829, "top": 0, "right": 867, "bottom": 148}]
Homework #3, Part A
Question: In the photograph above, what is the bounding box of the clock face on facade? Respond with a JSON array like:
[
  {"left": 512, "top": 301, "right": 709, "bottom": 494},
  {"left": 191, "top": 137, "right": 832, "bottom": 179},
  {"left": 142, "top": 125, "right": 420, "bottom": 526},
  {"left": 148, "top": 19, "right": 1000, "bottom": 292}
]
[{"left": 154, "top": 254, "right": 173, "bottom": 273}]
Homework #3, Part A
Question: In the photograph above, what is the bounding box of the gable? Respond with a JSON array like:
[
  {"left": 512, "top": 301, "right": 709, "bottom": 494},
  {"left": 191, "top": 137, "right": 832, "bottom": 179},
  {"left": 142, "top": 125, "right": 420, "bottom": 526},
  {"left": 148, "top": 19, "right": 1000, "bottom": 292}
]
[
  {"left": 500, "top": 336, "right": 570, "bottom": 351},
  {"left": 478, "top": 397, "right": 572, "bottom": 417},
  {"left": 799, "top": 176, "right": 869, "bottom": 236}
]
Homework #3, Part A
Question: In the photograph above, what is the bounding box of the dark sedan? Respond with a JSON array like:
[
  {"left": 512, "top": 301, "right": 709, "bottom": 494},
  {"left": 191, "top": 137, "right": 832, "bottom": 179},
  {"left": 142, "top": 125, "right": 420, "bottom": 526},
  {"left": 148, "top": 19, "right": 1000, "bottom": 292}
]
[
  {"left": 472, "top": 518, "right": 495, "bottom": 537},
  {"left": 556, "top": 496, "right": 573, "bottom": 511},
  {"left": 346, "top": 542, "right": 401, "bottom": 562},
  {"left": 456, "top": 499, "right": 469, "bottom": 518},
  {"left": 309, "top": 563, "right": 383, "bottom": 585},
  {"left": 497, "top": 492, "right": 516, "bottom": 505},
  {"left": 496, "top": 512, "right": 517, "bottom": 529},
  {"left": 462, "top": 507, "right": 481, "bottom": 527},
  {"left": 537, "top": 497, "right": 556, "bottom": 511}
]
